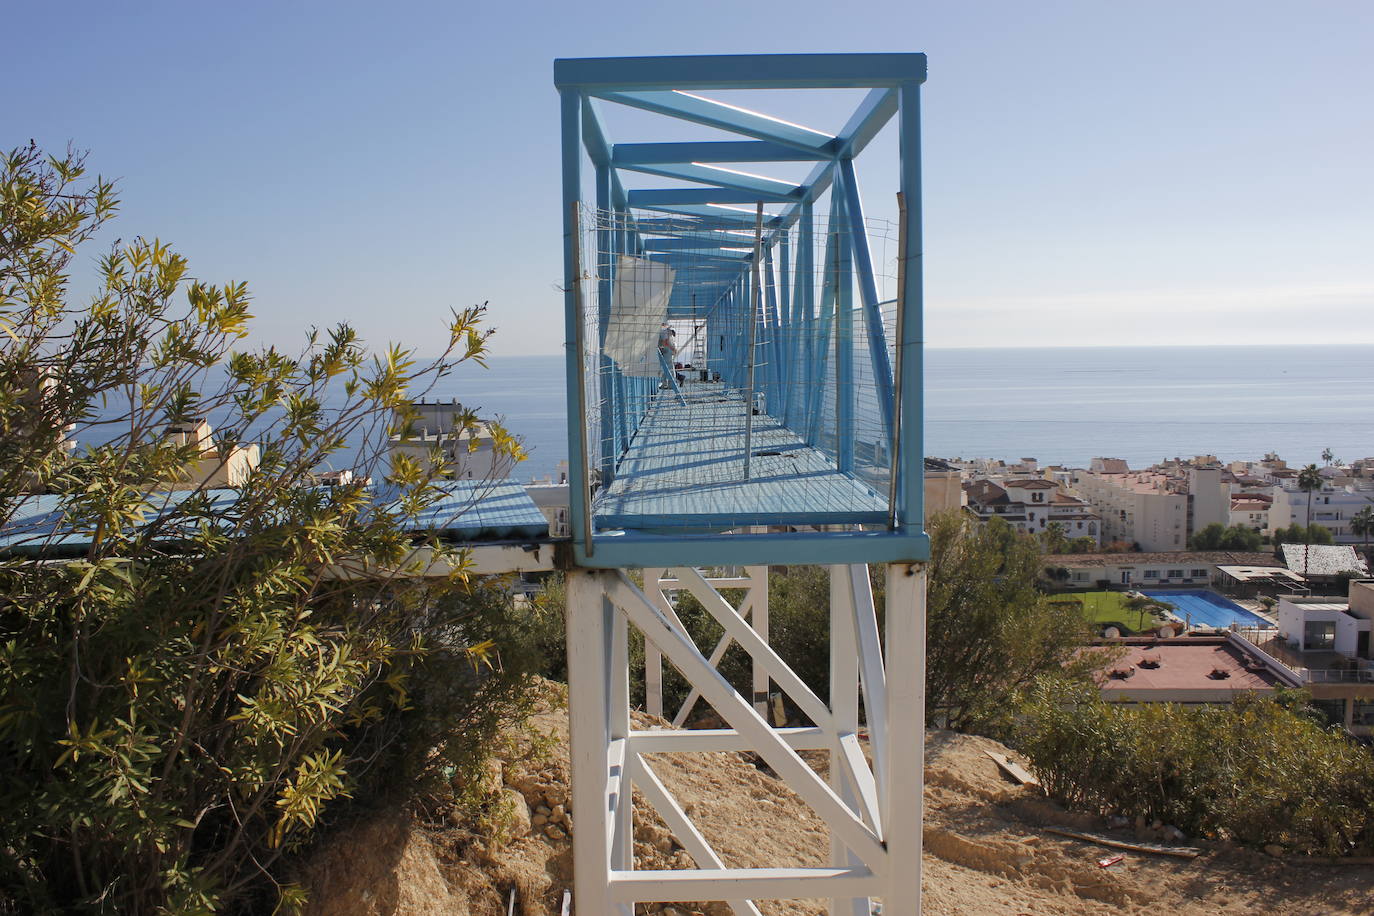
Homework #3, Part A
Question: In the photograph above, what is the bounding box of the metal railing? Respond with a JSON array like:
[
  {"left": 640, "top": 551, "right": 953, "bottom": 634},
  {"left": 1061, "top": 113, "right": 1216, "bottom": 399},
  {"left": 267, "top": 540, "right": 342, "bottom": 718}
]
[{"left": 1306, "top": 668, "right": 1374, "bottom": 684}]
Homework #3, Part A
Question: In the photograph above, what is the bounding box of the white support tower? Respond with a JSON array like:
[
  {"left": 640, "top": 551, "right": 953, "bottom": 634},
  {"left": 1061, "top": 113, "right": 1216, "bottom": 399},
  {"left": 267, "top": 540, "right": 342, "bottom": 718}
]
[{"left": 565, "top": 563, "right": 927, "bottom": 914}]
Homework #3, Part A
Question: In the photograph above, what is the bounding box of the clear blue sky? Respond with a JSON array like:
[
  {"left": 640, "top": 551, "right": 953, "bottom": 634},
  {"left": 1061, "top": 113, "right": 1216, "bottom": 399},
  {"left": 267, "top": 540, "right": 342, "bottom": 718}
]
[{"left": 9, "top": 0, "right": 1372, "bottom": 357}]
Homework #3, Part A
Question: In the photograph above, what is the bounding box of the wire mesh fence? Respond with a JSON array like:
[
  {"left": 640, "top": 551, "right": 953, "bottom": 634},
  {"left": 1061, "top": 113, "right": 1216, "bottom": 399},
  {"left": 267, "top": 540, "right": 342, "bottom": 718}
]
[{"left": 572, "top": 202, "right": 902, "bottom": 533}]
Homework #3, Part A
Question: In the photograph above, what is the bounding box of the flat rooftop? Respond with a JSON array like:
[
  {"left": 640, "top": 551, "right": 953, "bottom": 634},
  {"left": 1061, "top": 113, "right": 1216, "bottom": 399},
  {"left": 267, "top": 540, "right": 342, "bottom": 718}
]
[{"left": 1085, "top": 637, "right": 1283, "bottom": 693}]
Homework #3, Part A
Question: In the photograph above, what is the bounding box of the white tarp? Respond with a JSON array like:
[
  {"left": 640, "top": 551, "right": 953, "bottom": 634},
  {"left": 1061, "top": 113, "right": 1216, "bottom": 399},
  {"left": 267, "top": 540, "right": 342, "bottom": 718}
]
[{"left": 602, "top": 255, "right": 675, "bottom": 377}]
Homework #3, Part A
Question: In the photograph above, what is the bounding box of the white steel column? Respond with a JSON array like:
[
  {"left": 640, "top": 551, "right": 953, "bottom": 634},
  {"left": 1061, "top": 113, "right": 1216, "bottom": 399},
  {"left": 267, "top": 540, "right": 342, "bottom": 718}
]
[
  {"left": 566, "top": 570, "right": 633, "bottom": 916},
  {"left": 881, "top": 562, "right": 927, "bottom": 915},
  {"left": 828, "top": 565, "right": 868, "bottom": 916},
  {"left": 748, "top": 562, "right": 770, "bottom": 716},
  {"left": 643, "top": 567, "right": 666, "bottom": 718}
]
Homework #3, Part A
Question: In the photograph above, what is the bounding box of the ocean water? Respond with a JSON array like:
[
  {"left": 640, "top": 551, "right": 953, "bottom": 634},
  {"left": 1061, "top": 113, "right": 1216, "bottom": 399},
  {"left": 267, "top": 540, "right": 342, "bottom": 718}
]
[
  {"left": 922, "top": 345, "right": 1374, "bottom": 471},
  {"left": 79, "top": 346, "right": 1374, "bottom": 483},
  {"left": 457, "top": 345, "right": 1374, "bottom": 481}
]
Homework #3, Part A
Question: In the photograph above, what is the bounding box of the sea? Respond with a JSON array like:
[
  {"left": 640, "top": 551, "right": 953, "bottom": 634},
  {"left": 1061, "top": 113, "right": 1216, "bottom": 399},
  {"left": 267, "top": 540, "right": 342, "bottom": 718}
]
[
  {"left": 409, "top": 344, "right": 1374, "bottom": 481},
  {"left": 78, "top": 345, "right": 1374, "bottom": 482}
]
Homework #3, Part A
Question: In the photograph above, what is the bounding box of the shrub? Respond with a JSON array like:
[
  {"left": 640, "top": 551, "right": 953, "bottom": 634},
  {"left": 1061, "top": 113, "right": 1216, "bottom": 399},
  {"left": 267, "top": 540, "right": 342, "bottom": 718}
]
[
  {"left": 0, "top": 145, "right": 531, "bottom": 913},
  {"left": 1015, "top": 679, "right": 1374, "bottom": 856}
]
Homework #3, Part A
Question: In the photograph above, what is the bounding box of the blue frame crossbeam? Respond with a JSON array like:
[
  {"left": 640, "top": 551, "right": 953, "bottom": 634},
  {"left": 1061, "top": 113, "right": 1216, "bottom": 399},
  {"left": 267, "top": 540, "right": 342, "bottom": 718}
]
[{"left": 557, "top": 53, "right": 928, "bottom": 568}]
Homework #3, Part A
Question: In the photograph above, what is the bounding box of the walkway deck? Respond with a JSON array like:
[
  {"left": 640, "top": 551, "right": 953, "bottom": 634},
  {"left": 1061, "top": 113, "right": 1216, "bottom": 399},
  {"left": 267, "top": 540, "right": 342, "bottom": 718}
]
[{"left": 595, "top": 382, "right": 888, "bottom": 530}]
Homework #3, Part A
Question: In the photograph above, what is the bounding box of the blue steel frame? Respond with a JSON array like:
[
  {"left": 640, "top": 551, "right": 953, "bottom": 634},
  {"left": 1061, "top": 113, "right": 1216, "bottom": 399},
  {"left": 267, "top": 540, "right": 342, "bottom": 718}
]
[{"left": 557, "top": 53, "right": 928, "bottom": 569}]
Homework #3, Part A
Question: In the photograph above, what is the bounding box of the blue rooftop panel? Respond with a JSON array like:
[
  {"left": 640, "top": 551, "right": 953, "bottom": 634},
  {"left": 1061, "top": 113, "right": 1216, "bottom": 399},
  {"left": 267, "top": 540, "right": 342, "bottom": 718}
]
[{"left": 0, "top": 479, "right": 550, "bottom": 557}]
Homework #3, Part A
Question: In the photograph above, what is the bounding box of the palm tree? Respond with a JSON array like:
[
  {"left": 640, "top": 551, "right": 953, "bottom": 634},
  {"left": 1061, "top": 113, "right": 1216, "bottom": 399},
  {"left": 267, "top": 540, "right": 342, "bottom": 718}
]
[
  {"left": 1352, "top": 506, "right": 1374, "bottom": 563},
  {"left": 1322, "top": 447, "right": 1335, "bottom": 466},
  {"left": 1298, "top": 463, "right": 1324, "bottom": 577}
]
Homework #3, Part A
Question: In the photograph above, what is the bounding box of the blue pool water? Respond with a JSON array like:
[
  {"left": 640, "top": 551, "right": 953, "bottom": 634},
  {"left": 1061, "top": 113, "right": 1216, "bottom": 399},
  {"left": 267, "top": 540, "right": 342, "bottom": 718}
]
[{"left": 1140, "top": 589, "right": 1273, "bottom": 630}]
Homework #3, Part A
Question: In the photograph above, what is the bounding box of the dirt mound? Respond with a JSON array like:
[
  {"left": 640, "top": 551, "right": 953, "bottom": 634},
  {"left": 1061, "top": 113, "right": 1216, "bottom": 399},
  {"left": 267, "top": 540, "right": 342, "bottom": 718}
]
[{"left": 301, "top": 682, "right": 1374, "bottom": 915}]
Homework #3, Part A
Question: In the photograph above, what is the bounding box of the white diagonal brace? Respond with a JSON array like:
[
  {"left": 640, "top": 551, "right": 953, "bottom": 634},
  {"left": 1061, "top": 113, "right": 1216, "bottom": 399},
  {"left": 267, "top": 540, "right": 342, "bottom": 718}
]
[
  {"left": 674, "top": 567, "right": 833, "bottom": 731},
  {"left": 631, "top": 753, "right": 764, "bottom": 916},
  {"left": 605, "top": 572, "right": 887, "bottom": 871},
  {"left": 847, "top": 563, "right": 889, "bottom": 810},
  {"left": 672, "top": 592, "right": 755, "bottom": 728},
  {"left": 630, "top": 727, "right": 829, "bottom": 753},
  {"left": 837, "top": 733, "right": 881, "bottom": 836}
]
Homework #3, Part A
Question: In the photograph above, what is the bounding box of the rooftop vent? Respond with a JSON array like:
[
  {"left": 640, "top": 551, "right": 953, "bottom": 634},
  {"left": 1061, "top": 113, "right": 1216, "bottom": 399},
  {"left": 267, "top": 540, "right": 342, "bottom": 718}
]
[
  {"left": 1138, "top": 656, "right": 1162, "bottom": 669},
  {"left": 1207, "top": 667, "right": 1232, "bottom": 680},
  {"left": 1108, "top": 666, "right": 1135, "bottom": 679}
]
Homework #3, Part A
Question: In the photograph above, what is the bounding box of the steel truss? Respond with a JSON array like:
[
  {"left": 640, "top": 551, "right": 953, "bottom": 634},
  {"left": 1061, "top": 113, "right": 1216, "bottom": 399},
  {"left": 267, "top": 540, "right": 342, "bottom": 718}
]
[{"left": 565, "top": 563, "right": 927, "bottom": 914}]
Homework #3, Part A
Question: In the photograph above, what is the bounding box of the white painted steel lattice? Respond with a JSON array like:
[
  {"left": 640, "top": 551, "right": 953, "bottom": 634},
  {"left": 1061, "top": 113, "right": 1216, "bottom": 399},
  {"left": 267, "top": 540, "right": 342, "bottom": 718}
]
[{"left": 565, "top": 563, "right": 927, "bottom": 914}]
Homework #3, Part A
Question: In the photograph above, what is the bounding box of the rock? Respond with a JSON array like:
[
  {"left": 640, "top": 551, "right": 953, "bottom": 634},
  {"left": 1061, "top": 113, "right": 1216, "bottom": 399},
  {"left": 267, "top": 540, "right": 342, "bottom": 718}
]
[
  {"left": 551, "top": 804, "right": 565, "bottom": 820},
  {"left": 532, "top": 814, "right": 548, "bottom": 827},
  {"left": 1265, "top": 844, "right": 1285, "bottom": 858},
  {"left": 545, "top": 824, "right": 567, "bottom": 841},
  {"left": 536, "top": 805, "right": 551, "bottom": 816},
  {"left": 494, "top": 788, "right": 532, "bottom": 839},
  {"left": 1162, "top": 825, "right": 1186, "bottom": 843},
  {"left": 655, "top": 835, "right": 674, "bottom": 853},
  {"left": 546, "top": 788, "right": 568, "bottom": 808}
]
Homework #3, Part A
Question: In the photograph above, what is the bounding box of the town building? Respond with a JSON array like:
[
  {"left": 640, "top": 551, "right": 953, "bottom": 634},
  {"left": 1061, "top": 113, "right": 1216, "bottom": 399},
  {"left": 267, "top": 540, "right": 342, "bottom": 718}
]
[
  {"left": 159, "top": 419, "right": 260, "bottom": 490},
  {"left": 1069, "top": 468, "right": 1187, "bottom": 551},
  {"left": 1245, "top": 581, "right": 1374, "bottom": 736},
  {"left": 389, "top": 398, "right": 519, "bottom": 480},
  {"left": 1229, "top": 493, "right": 1273, "bottom": 532},
  {"left": 924, "top": 457, "right": 963, "bottom": 517},
  {"left": 963, "top": 477, "right": 1100, "bottom": 545},
  {"left": 1083, "top": 635, "right": 1297, "bottom": 705},
  {"left": 1270, "top": 479, "right": 1374, "bottom": 544},
  {"left": 1043, "top": 551, "right": 1276, "bottom": 589}
]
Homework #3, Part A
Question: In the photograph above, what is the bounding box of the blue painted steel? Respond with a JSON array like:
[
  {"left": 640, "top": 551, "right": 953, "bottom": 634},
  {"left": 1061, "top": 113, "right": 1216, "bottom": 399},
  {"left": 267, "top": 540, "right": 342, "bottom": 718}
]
[
  {"left": 896, "top": 79, "right": 924, "bottom": 534},
  {"left": 839, "top": 157, "right": 896, "bottom": 446},
  {"left": 577, "top": 530, "right": 930, "bottom": 569},
  {"left": 619, "top": 163, "right": 801, "bottom": 198},
  {"left": 0, "top": 481, "right": 551, "bottom": 556},
  {"left": 834, "top": 178, "right": 855, "bottom": 473},
  {"left": 554, "top": 53, "right": 927, "bottom": 567},
  {"left": 613, "top": 140, "right": 826, "bottom": 164},
  {"left": 596, "top": 162, "right": 618, "bottom": 482},
  {"left": 554, "top": 53, "right": 928, "bottom": 91},
  {"left": 628, "top": 187, "right": 798, "bottom": 207},
  {"left": 591, "top": 90, "right": 834, "bottom": 154},
  {"left": 559, "top": 88, "right": 591, "bottom": 552}
]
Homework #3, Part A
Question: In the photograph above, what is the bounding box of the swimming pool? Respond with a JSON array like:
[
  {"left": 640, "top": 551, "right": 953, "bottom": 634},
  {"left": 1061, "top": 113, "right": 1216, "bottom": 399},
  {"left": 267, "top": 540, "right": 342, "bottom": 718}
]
[{"left": 1139, "top": 589, "right": 1273, "bottom": 630}]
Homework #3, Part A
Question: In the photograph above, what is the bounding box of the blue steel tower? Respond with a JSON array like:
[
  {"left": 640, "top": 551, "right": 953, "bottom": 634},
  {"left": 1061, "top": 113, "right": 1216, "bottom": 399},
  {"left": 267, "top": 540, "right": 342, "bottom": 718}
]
[{"left": 556, "top": 53, "right": 929, "bottom": 915}]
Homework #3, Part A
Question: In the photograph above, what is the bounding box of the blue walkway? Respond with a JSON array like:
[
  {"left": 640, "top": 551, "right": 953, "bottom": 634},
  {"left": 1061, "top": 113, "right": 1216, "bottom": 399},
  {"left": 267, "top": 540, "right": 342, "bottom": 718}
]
[{"left": 596, "top": 381, "right": 888, "bottom": 531}]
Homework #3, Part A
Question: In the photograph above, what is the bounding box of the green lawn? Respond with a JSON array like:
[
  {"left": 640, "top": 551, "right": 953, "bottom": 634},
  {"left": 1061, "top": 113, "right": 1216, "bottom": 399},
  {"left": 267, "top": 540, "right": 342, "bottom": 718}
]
[{"left": 1050, "top": 591, "right": 1170, "bottom": 635}]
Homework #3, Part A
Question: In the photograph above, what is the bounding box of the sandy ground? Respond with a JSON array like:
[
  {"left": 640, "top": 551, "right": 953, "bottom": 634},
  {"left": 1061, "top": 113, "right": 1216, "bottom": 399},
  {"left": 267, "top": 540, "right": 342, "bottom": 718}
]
[{"left": 302, "top": 685, "right": 1374, "bottom": 916}]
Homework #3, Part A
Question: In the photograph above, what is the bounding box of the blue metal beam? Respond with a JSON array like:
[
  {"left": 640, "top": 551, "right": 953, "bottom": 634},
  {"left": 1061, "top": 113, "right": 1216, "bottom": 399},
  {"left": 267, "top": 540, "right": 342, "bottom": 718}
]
[
  {"left": 839, "top": 156, "right": 896, "bottom": 444},
  {"left": 634, "top": 216, "right": 762, "bottom": 234},
  {"left": 616, "top": 160, "right": 801, "bottom": 198},
  {"left": 628, "top": 187, "right": 797, "bottom": 207},
  {"left": 634, "top": 204, "right": 784, "bottom": 227},
  {"left": 558, "top": 88, "right": 591, "bottom": 554},
  {"left": 642, "top": 237, "right": 756, "bottom": 251},
  {"left": 554, "top": 53, "right": 928, "bottom": 91},
  {"left": 613, "top": 140, "right": 826, "bottom": 165},
  {"left": 594, "top": 90, "right": 835, "bottom": 155}
]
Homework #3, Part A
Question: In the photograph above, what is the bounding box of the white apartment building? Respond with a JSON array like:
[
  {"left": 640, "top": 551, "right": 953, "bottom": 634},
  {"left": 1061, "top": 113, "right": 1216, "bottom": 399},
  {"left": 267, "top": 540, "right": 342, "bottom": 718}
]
[
  {"left": 1066, "top": 469, "right": 1187, "bottom": 549},
  {"left": 1069, "top": 468, "right": 1188, "bottom": 552},
  {"left": 1229, "top": 494, "right": 1273, "bottom": 532},
  {"left": 963, "top": 478, "right": 1101, "bottom": 545},
  {"left": 1271, "top": 480, "right": 1374, "bottom": 544}
]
